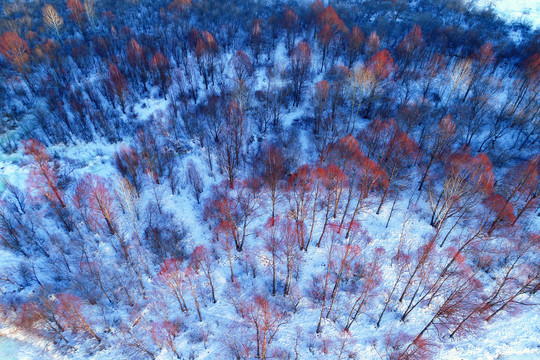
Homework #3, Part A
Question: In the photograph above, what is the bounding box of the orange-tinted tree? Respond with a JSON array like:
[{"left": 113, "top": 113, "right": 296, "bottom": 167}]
[
  {"left": 365, "top": 31, "right": 380, "bottom": 57},
  {"left": 312, "top": 80, "right": 330, "bottom": 134},
  {"left": 169, "top": 0, "right": 192, "bottom": 14},
  {"left": 0, "top": 32, "right": 30, "bottom": 80},
  {"left": 260, "top": 143, "right": 287, "bottom": 219},
  {"left": 240, "top": 295, "right": 288, "bottom": 359},
  {"left": 396, "top": 24, "right": 424, "bottom": 78},
  {"left": 23, "top": 139, "right": 66, "bottom": 209},
  {"left": 55, "top": 293, "right": 101, "bottom": 343},
  {"left": 108, "top": 63, "right": 128, "bottom": 113},
  {"left": 325, "top": 135, "right": 387, "bottom": 238},
  {"left": 157, "top": 258, "right": 189, "bottom": 312},
  {"left": 315, "top": 164, "right": 344, "bottom": 246},
  {"left": 324, "top": 135, "right": 364, "bottom": 230},
  {"left": 204, "top": 179, "right": 262, "bottom": 252},
  {"left": 498, "top": 155, "right": 539, "bottom": 228},
  {"left": 286, "top": 164, "right": 324, "bottom": 251},
  {"left": 429, "top": 148, "right": 495, "bottom": 242},
  {"left": 290, "top": 41, "right": 312, "bottom": 106},
  {"left": 23, "top": 140, "right": 73, "bottom": 231},
  {"left": 418, "top": 115, "right": 456, "bottom": 191},
  {"left": 346, "top": 25, "right": 365, "bottom": 68},
  {"left": 192, "top": 29, "right": 219, "bottom": 89},
  {"left": 190, "top": 245, "right": 217, "bottom": 303},
  {"left": 249, "top": 19, "right": 264, "bottom": 63},
  {"left": 364, "top": 49, "right": 397, "bottom": 117},
  {"left": 152, "top": 52, "right": 171, "bottom": 99},
  {"left": 316, "top": 6, "right": 347, "bottom": 72},
  {"left": 343, "top": 155, "right": 387, "bottom": 239},
  {"left": 67, "top": 0, "right": 86, "bottom": 30},
  {"left": 127, "top": 39, "right": 149, "bottom": 91},
  {"left": 76, "top": 174, "right": 117, "bottom": 234},
  {"left": 360, "top": 119, "right": 418, "bottom": 214},
  {"left": 114, "top": 145, "right": 143, "bottom": 197},
  {"left": 282, "top": 8, "right": 298, "bottom": 52}
]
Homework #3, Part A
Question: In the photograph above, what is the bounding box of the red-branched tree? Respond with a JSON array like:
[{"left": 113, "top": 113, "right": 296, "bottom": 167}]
[
  {"left": 77, "top": 174, "right": 118, "bottom": 235},
  {"left": 55, "top": 293, "right": 101, "bottom": 343},
  {"left": 366, "top": 31, "right": 380, "bottom": 57},
  {"left": 231, "top": 50, "right": 254, "bottom": 84},
  {"left": 360, "top": 119, "right": 418, "bottom": 214},
  {"left": 204, "top": 179, "right": 262, "bottom": 252},
  {"left": 343, "top": 250, "right": 382, "bottom": 331},
  {"left": 157, "top": 258, "right": 188, "bottom": 312},
  {"left": 114, "top": 145, "right": 143, "bottom": 197},
  {"left": 364, "top": 49, "right": 397, "bottom": 116},
  {"left": 108, "top": 63, "right": 128, "bottom": 113},
  {"left": 262, "top": 216, "right": 283, "bottom": 296},
  {"left": 396, "top": 24, "right": 424, "bottom": 79},
  {"left": 414, "top": 265, "right": 484, "bottom": 343},
  {"left": 420, "top": 54, "right": 446, "bottom": 105},
  {"left": 190, "top": 245, "right": 217, "bottom": 303},
  {"left": 316, "top": 5, "right": 347, "bottom": 72},
  {"left": 67, "top": 0, "right": 86, "bottom": 30},
  {"left": 282, "top": 8, "right": 298, "bottom": 52},
  {"left": 23, "top": 139, "right": 72, "bottom": 231},
  {"left": 344, "top": 156, "right": 387, "bottom": 239},
  {"left": 290, "top": 41, "right": 312, "bottom": 107},
  {"left": 497, "top": 155, "right": 539, "bottom": 229},
  {"left": 286, "top": 164, "right": 324, "bottom": 251},
  {"left": 316, "top": 163, "right": 345, "bottom": 247},
  {"left": 312, "top": 80, "right": 330, "bottom": 135},
  {"left": 127, "top": 39, "right": 149, "bottom": 91},
  {"left": 324, "top": 135, "right": 364, "bottom": 232},
  {"left": 192, "top": 29, "right": 219, "bottom": 89},
  {"left": 483, "top": 233, "right": 540, "bottom": 323},
  {"left": 249, "top": 19, "right": 264, "bottom": 63},
  {"left": 418, "top": 115, "right": 456, "bottom": 191},
  {"left": 260, "top": 143, "right": 287, "bottom": 219},
  {"left": 428, "top": 148, "right": 495, "bottom": 243},
  {"left": 152, "top": 52, "right": 171, "bottom": 100},
  {"left": 240, "top": 295, "right": 288, "bottom": 359},
  {"left": 169, "top": 0, "right": 192, "bottom": 14},
  {"left": 483, "top": 193, "right": 516, "bottom": 235},
  {"left": 383, "top": 330, "right": 434, "bottom": 360},
  {"left": 461, "top": 42, "right": 495, "bottom": 103},
  {"left": 23, "top": 139, "right": 66, "bottom": 208},
  {"left": 280, "top": 218, "right": 303, "bottom": 295},
  {"left": 315, "top": 224, "right": 366, "bottom": 332},
  {"left": 0, "top": 32, "right": 30, "bottom": 80},
  {"left": 346, "top": 25, "right": 365, "bottom": 68}
]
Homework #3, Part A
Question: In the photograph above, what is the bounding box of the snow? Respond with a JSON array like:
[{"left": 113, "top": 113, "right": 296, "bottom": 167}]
[
  {"left": 1, "top": 93, "right": 539, "bottom": 360},
  {"left": 443, "top": 310, "right": 540, "bottom": 360},
  {"left": 476, "top": 0, "right": 540, "bottom": 29},
  {"left": 0, "top": 328, "right": 60, "bottom": 360},
  {"left": 0, "top": 338, "right": 29, "bottom": 360}
]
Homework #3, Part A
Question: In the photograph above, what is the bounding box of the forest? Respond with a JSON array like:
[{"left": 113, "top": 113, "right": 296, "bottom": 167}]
[{"left": 0, "top": 0, "right": 539, "bottom": 359}]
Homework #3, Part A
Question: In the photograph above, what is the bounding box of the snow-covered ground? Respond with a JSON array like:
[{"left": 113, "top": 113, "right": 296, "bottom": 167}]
[
  {"left": 476, "top": 0, "right": 540, "bottom": 28},
  {"left": 0, "top": 0, "right": 539, "bottom": 359},
  {"left": 445, "top": 310, "right": 540, "bottom": 359},
  {"left": 0, "top": 327, "right": 58, "bottom": 360}
]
